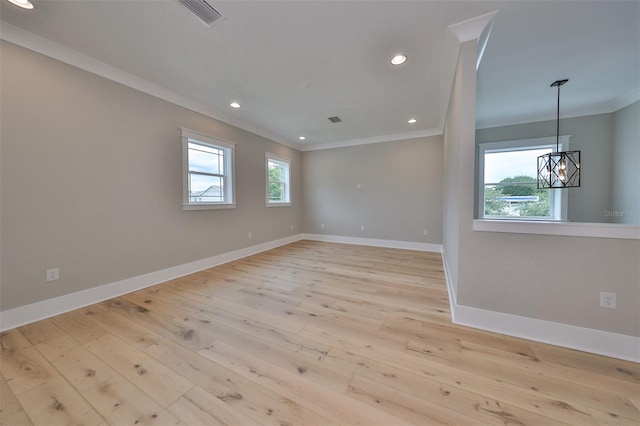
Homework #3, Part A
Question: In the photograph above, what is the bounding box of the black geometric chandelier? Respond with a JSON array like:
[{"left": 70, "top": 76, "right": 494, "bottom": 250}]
[{"left": 537, "top": 79, "right": 581, "bottom": 189}]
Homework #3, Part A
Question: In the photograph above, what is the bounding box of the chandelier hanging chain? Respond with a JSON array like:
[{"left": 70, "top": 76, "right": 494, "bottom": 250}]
[
  {"left": 551, "top": 79, "right": 568, "bottom": 153},
  {"left": 556, "top": 81, "right": 560, "bottom": 152},
  {"left": 537, "top": 78, "right": 580, "bottom": 189}
]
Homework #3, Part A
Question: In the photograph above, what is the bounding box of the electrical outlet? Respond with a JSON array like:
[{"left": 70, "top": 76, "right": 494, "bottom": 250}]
[
  {"left": 320, "top": 223, "right": 324, "bottom": 229},
  {"left": 356, "top": 183, "right": 364, "bottom": 189},
  {"left": 600, "top": 292, "right": 617, "bottom": 309},
  {"left": 360, "top": 225, "right": 365, "bottom": 232},
  {"left": 46, "top": 268, "right": 59, "bottom": 282},
  {"left": 290, "top": 224, "right": 294, "bottom": 230},
  {"left": 248, "top": 231, "right": 252, "bottom": 239},
  {"left": 423, "top": 229, "right": 429, "bottom": 236}
]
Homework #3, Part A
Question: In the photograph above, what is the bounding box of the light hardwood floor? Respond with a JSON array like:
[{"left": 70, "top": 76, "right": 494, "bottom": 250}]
[{"left": 1, "top": 240, "right": 639, "bottom": 425}]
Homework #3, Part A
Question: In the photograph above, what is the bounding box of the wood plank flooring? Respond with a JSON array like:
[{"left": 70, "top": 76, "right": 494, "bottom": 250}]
[{"left": 1, "top": 240, "right": 639, "bottom": 425}]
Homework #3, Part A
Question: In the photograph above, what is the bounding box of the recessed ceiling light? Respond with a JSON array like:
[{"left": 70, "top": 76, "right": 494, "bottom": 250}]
[
  {"left": 391, "top": 54, "right": 407, "bottom": 65},
  {"left": 298, "top": 136, "right": 306, "bottom": 141},
  {"left": 230, "top": 102, "right": 240, "bottom": 109},
  {"left": 408, "top": 118, "right": 417, "bottom": 124},
  {"left": 6, "top": 0, "right": 34, "bottom": 9}
]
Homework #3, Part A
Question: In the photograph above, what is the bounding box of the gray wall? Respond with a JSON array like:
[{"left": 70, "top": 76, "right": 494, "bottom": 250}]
[
  {"left": 458, "top": 232, "right": 640, "bottom": 336},
  {"left": 444, "top": 39, "right": 639, "bottom": 337},
  {"left": 3, "top": 38, "right": 639, "bottom": 338},
  {"left": 475, "top": 113, "right": 614, "bottom": 223},
  {"left": 612, "top": 101, "right": 640, "bottom": 224},
  {"left": 302, "top": 137, "right": 443, "bottom": 244},
  {"left": 443, "top": 41, "right": 478, "bottom": 295},
  {"left": 1, "top": 41, "right": 302, "bottom": 311}
]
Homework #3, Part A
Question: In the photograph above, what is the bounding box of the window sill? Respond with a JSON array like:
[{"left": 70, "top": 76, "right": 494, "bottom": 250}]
[
  {"left": 183, "top": 203, "right": 236, "bottom": 211},
  {"left": 473, "top": 219, "right": 640, "bottom": 240},
  {"left": 266, "top": 202, "right": 292, "bottom": 207}
]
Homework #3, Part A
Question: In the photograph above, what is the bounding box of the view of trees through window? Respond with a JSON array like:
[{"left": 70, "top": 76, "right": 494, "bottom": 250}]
[
  {"left": 484, "top": 175, "right": 550, "bottom": 217},
  {"left": 483, "top": 146, "right": 553, "bottom": 218},
  {"left": 268, "top": 162, "right": 284, "bottom": 201},
  {"left": 267, "top": 157, "right": 289, "bottom": 203}
]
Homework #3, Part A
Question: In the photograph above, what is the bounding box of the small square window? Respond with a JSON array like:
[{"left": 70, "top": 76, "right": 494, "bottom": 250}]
[
  {"left": 266, "top": 153, "right": 291, "bottom": 206},
  {"left": 182, "top": 128, "right": 235, "bottom": 210},
  {"left": 478, "top": 136, "right": 569, "bottom": 221}
]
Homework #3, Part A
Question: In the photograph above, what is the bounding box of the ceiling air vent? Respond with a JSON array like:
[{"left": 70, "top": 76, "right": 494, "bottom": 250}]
[
  {"left": 177, "top": 0, "right": 223, "bottom": 27},
  {"left": 328, "top": 116, "right": 342, "bottom": 123}
]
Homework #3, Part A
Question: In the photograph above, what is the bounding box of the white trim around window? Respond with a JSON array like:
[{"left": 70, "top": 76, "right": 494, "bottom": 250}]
[
  {"left": 181, "top": 128, "right": 236, "bottom": 210},
  {"left": 265, "top": 152, "right": 291, "bottom": 207},
  {"left": 477, "top": 136, "right": 570, "bottom": 221}
]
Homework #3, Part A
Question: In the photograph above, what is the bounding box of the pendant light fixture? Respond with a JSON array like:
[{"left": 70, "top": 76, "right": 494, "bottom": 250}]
[{"left": 537, "top": 79, "right": 581, "bottom": 189}]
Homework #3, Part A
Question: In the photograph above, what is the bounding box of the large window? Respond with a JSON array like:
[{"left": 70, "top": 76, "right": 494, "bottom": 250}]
[
  {"left": 182, "top": 128, "right": 235, "bottom": 210},
  {"left": 266, "top": 153, "right": 291, "bottom": 206},
  {"left": 478, "top": 136, "right": 568, "bottom": 220}
]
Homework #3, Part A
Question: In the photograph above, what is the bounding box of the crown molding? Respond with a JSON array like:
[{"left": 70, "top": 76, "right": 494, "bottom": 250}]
[
  {"left": 477, "top": 87, "right": 640, "bottom": 130},
  {"left": 0, "top": 21, "right": 300, "bottom": 150},
  {"left": 299, "top": 128, "right": 442, "bottom": 152},
  {"left": 448, "top": 10, "right": 499, "bottom": 45},
  {"left": 606, "top": 86, "right": 640, "bottom": 113}
]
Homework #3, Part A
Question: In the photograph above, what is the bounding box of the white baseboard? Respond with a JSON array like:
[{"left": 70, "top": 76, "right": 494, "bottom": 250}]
[
  {"left": 0, "top": 234, "right": 303, "bottom": 332},
  {"left": 441, "top": 249, "right": 640, "bottom": 363},
  {"left": 0, "top": 233, "right": 436, "bottom": 331},
  {"left": 441, "top": 250, "right": 458, "bottom": 319},
  {"left": 303, "top": 233, "right": 443, "bottom": 253},
  {"left": 5, "top": 235, "right": 636, "bottom": 362}
]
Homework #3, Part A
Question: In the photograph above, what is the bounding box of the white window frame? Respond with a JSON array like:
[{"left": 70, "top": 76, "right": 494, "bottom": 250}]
[
  {"left": 265, "top": 153, "right": 291, "bottom": 207},
  {"left": 181, "top": 128, "right": 236, "bottom": 210},
  {"left": 477, "top": 136, "right": 570, "bottom": 221}
]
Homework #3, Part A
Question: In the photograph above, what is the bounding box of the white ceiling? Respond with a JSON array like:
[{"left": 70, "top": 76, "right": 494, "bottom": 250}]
[
  {"left": 476, "top": 0, "right": 640, "bottom": 129},
  {"left": 1, "top": 1, "right": 638, "bottom": 149}
]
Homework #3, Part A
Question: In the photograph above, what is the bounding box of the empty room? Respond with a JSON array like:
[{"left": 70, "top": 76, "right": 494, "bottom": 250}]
[{"left": 1, "top": 0, "right": 639, "bottom": 425}]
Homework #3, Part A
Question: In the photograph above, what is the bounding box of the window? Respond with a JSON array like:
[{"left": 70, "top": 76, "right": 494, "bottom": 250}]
[
  {"left": 478, "top": 136, "right": 568, "bottom": 221},
  {"left": 266, "top": 153, "right": 291, "bottom": 206},
  {"left": 181, "top": 128, "right": 235, "bottom": 210}
]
